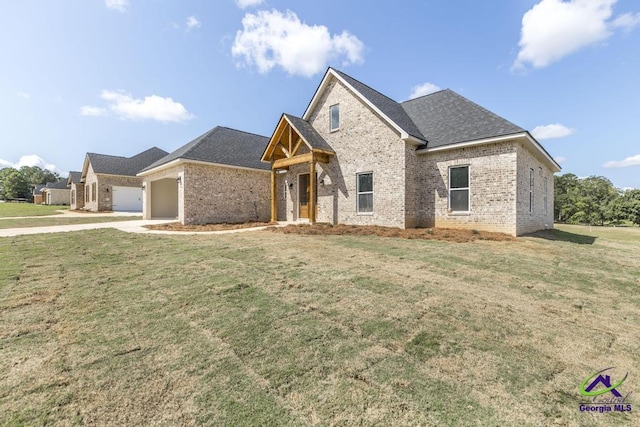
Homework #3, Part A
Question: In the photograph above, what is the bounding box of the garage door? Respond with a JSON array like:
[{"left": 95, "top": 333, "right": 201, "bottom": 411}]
[{"left": 112, "top": 186, "right": 143, "bottom": 212}]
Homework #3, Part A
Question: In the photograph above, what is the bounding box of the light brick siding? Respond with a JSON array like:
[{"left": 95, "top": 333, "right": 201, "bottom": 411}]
[
  {"left": 281, "top": 78, "right": 408, "bottom": 228},
  {"left": 44, "top": 189, "right": 70, "bottom": 205},
  {"left": 70, "top": 183, "right": 84, "bottom": 210},
  {"left": 421, "top": 141, "right": 519, "bottom": 235},
  {"left": 84, "top": 164, "right": 142, "bottom": 212},
  {"left": 181, "top": 163, "right": 270, "bottom": 225},
  {"left": 515, "top": 143, "right": 555, "bottom": 235}
]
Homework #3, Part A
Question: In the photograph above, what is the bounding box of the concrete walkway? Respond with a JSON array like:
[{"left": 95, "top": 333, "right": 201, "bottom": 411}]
[
  {"left": 0, "top": 210, "right": 142, "bottom": 220},
  {"left": 0, "top": 219, "right": 175, "bottom": 237}
]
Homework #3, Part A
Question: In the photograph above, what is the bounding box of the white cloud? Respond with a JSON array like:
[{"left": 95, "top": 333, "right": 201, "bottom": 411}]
[
  {"left": 236, "top": 0, "right": 264, "bottom": 9},
  {"left": 105, "top": 0, "right": 129, "bottom": 12},
  {"left": 81, "top": 90, "right": 194, "bottom": 123},
  {"left": 186, "top": 16, "right": 201, "bottom": 31},
  {"left": 513, "top": 0, "right": 617, "bottom": 70},
  {"left": 531, "top": 123, "right": 575, "bottom": 140},
  {"left": 232, "top": 9, "right": 364, "bottom": 77},
  {"left": 409, "top": 82, "right": 441, "bottom": 99},
  {"left": 0, "top": 155, "right": 63, "bottom": 174},
  {"left": 554, "top": 156, "right": 567, "bottom": 164},
  {"left": 80, "top": 106, "right": 107, "bottom": 117},
  {"left": 612, "top": 12, "right": 640, "bottom": 32},
  {"left": 17, "top": 92, "right": 30, "bottom": 99},
  {"left": 603, "top": 154, "right": 640, "bottom": 168}
]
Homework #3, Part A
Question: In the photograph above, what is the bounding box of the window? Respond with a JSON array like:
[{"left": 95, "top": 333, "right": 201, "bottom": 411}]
[
  {"left": 356, "top": 172, "right": 373, "bottom": 213},
  {"left": 330, "top": 104, "right": 339, "bottom": 131},
  {"left": 71, "top": 190, "right": 75, "bottom": 205},
  {"left": 544, "top": 177, "right": 548, "bottom": 215},
  {"left": 529, "top": 168, "right": 534, "bottom": 214},
  {"left": 449, "top": 166, "right": 469, "bottom": 212},
  {"left": 85, "top": 185, "right": 89, "bottom": 203},
  {"left": 92, "top": 183, "right": 97, "bottom": 202}
]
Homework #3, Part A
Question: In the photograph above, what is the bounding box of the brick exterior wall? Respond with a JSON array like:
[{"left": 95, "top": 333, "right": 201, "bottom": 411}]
[
  {"left": 515, "top": 143, "right": 555, "bottom": 235},
  {"left": 43, "top": 189, "right": 70, "bottom": 205},
  {"left": 83, "top": 163, "right": 143, "bottom": 212},
  {"left": 183, "top": 163, "right": 270, "bottom": 224},
  {"left": 70, "top": 183, "right": 84, "bottom": 210},
  {"left": 420, "top": 141, "right": 519, "bottom": 235},
  {"left": 278, "top": 78, "right": 409, "bottom": 228}
]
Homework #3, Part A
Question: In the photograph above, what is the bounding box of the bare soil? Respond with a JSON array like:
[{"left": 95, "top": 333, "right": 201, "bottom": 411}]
[
  {"left": 268, "top": 223, "right": 515, "bottom": 243},
  {"left": 145, "top": 221, "right": 274, "bottom": 231}
]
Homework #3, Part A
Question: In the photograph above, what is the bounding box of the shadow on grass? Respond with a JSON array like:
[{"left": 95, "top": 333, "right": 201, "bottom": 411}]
[{"left": 525, "top": 228, "right": 596, "bottom": 245}]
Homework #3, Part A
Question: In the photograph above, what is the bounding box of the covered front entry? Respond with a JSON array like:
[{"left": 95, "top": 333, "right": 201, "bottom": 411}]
[{"left": 261, "top": 114, "right": 334, "bottom": 224}]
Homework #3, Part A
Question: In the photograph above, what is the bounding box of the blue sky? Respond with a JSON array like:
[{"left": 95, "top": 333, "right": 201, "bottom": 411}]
[{"left": 1, "top": 0, "right": 639, "bottom": 188}]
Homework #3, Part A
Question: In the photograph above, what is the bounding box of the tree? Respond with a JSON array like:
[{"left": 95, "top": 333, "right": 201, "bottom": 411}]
[
  {"left": 19, "top": 165, "right": 59, "bottom": 187},
  {"left": 554, "top": 174, "right": 621, "bottom": 226},
  {"left": 619, "top": 189, "right": 640, "bottom": 226},
  {"left": 2, "top": 169, "right": 30, "bottom": 199}
]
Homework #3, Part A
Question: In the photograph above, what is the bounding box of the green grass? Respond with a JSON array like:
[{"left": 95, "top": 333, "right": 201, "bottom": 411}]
[
  {"left": 0, "top": 216, "right": 141, "bottom": 229},
  {"left": 0, "top": 224, "right": 638, "bottom": 425},
  {"left": 0, "top": 202, "right": 67, "bottom": 217}
]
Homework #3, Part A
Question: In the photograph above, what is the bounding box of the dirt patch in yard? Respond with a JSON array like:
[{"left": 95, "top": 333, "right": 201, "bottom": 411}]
[
  {"left": 145, "top": 221, "right": 274, "bottom": 231},
  {"left": 268, "top": 223, "right": 514, "bottom": 243}
]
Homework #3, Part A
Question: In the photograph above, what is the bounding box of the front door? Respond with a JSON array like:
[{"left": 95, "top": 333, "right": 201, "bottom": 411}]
[{"left": 299, "top": 173, "right": 310, "bottom": 219}]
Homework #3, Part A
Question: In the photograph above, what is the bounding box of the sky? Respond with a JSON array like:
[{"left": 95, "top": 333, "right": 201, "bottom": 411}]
[{"left": 1, "top": 0, "right": 639, "bottom": 189}]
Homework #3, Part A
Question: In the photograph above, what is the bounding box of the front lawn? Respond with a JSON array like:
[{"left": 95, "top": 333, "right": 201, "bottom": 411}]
[
  {"left": 0, "top": 224, "right": 638, "bottom": 425},
  {"left": 0, "top": 202, "right": 67, "bottom": 217}
]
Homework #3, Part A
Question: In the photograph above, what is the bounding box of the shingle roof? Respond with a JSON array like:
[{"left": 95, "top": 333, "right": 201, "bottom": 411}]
[
  {"left": 283, "top": 114, "right": 334, "bottom": 153},
  {"left": 331, "top": 69, "right": 426, "bottom": 142},
  {"left": 141, "top": 126, "right": 270, "bottom": 173},
  {"left": 68, "top": 171, "right": 82, "bottom": 184},
  {"left": 401, "top": 90, "right": 525, "bottom": 148},
  {"left": 33, "top": 184, "right": 45, "bottom": 194},
  {"left": 44, "top": 181, "right": 69, "bottom": 190},
  {"left": 87, "top": 147, "right": 168, "bottom": 176}
]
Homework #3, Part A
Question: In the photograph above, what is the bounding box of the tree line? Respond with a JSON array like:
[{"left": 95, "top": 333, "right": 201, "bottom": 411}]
[
  {"left": 555, "top": 174, "right": 640, "bottom": 226},
  {"left": 0, "top": 166, "right": 61, "bottom": 201}
]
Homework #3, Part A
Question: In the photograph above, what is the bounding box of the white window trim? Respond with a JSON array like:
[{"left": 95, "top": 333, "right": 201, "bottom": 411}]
[
  {"left": 329, "top": 103, "right": 340, "bottom": 132},
  {"left": 448, "top": 165, "right": 470, "bottom": 214},
  {"left": 544, "top": 176, "right": 548, "bottom": 215},
  {"left": 356, "top": 171, "right": 373, "bottom": 215}
]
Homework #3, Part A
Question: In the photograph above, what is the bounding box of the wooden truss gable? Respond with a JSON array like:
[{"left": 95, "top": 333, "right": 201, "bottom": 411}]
[
  {"left": 263, "top": 114, "right": 334, "bottom": 224},
  {"left": 262, "top": 115, "right": 333, "bottom": 168}
]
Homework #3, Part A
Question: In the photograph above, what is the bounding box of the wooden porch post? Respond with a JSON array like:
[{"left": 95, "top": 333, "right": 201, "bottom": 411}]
[
  {"left": 271, "top": 167, "right": 277, "bottom": 222},
  {"left": 309, "top": 157, "right": 316, "bottom": 224}
]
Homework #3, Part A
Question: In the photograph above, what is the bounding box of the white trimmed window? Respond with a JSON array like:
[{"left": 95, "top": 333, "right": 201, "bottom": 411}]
[
  {"left": 449, "top": 166, "right": 469, "bottom": 212},
  {"left": 529, "top": 168, "right": 534, "bottom": 214},
  {"left": 356, "top": 172, "right": 373, "bottom": 213},
  {"left": 330, "top": 104, "right": 340, "bottom": 132}
]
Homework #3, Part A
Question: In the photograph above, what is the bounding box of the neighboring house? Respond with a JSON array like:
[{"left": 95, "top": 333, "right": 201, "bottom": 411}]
[
  {"left": 33, "top": 184, "right": 45, "bottom": 204},
  {"left": 138, "top": 127, "right": 271, "bottom": 224},
  {"left": 81, "top": 147, "right": 168, "bottom": 212},
  {"left": 67, "top": 171, "right": 84, "bottom": 210},
  {"left": 260, "top": 68, "right": 560, "bottom": 236},
  {"left": 141, "top": 68, "right": 559, "bottom": 235},
  {"left": 42, "top": 181, "right": 70, "bottom": 205}
]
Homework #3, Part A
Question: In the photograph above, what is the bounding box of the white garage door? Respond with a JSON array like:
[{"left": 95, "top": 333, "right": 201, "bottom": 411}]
[{"left": 112, "top": 186, "right": 143, "bottom": 212}]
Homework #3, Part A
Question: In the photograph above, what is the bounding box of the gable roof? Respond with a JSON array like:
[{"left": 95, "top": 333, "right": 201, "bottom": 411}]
[
  {"left": 83, "top": 147, "right": 168, "bottom": 179},
  {"left": 140, "top": 126, "right": 270, "bottom": 174},
  {"left": 33, "top": 184, "right": 45, "bottom": 194},
  {"left": 43, "top": 180, "right": 69, "bottom": 190},
  {"left": 283, "top": 114, "right": 334, "bottom": 152},
  {"left": 67, "top": 171, "right": 82, "bottom": 186},
  {"left": 304, "top": 68, "right": 426, "bottom": 143},
  {"left": 401, "top": 89, "right": 525, "bottom": 148}
]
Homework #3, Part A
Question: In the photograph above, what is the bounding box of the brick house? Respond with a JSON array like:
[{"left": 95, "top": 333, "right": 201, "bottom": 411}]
[
  {"left": 138, "top": 127, "right": 271, "bottom": 224},
  {"left": 142, "top": 68, "right": 559, "bottom": 235},
  {"left": 67, "top": 171, "right": 84, "bottom": 210},
  {"left": 260, "top": 68, "right": 560, "bottom": 235},
  {"left": 80, "top": 147, "right": 168, "bottom": 212},
  {"left": 41, "top": 181, "right": 70, "bottom": 205}
]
